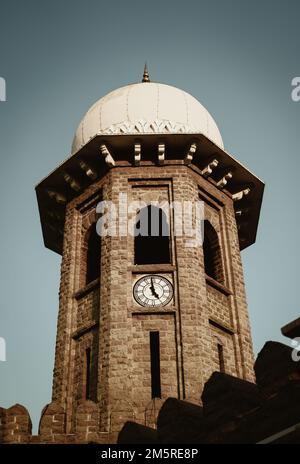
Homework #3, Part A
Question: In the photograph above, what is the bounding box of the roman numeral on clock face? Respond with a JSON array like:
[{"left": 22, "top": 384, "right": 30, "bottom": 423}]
[{"left": 133, "top": 275, "right": 173, "bottom": 307}]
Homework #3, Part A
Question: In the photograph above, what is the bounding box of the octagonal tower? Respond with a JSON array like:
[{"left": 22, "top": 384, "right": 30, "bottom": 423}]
[{"left": 36, "top": 68, "right": 264, "bottom": 442}]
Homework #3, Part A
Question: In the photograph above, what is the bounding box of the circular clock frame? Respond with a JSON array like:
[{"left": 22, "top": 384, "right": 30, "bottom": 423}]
[{"left": 133, "top": 275, "right": 174, "bottom": 308}]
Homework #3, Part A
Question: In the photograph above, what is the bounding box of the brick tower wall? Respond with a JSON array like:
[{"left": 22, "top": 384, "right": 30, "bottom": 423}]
[{"left": 50, "top": 161, "right": 255, "bottom": 438}]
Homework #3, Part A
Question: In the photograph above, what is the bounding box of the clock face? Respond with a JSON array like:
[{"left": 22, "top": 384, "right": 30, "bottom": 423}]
[{"left": 133, "top": 275, "right": 173, "bottom": 307}]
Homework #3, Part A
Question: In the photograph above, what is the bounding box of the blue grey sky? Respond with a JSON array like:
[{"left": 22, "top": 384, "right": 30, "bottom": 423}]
[{"left": 0, "top": 0, "right": 299, "bottom": 432}]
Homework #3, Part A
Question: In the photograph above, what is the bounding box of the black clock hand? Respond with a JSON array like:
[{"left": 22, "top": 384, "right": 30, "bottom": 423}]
[{"left": 150, "top": 277, "right": 159, "bottom": 299}]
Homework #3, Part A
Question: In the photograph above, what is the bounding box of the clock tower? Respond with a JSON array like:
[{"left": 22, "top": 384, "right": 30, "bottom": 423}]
[{"left": 36, "top": 68, "right": 264, "bottom": 442}]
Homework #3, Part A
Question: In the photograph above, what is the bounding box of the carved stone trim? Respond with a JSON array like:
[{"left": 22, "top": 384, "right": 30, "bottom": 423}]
[
  {"left": 158, "top": 143, "right": 165, "bottom": 165},
  {"left": 100, "top": 144, "right": 115, "bottom": 167},
  {"left": 103, "top": 119, "right": 199, "bottom": 135}
]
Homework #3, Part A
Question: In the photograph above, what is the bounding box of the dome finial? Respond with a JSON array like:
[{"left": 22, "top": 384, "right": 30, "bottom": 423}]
[{"left": 142, "top": 62, "right": 150, "bottom": 83}]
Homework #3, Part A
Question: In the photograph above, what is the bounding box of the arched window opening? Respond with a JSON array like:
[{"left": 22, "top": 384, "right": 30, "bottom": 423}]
[
  {"left": 86, "top": 223, "right": 101, "bottom": 284},
  {"left": 203, "top": 220, "right": 224, "bottom": 283},
  {"left": 134, "top": 205, "right": 171, "bottom": 265}
]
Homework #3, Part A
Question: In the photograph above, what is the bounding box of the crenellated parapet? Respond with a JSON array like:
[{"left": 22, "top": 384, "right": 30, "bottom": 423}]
[
  {"left": 119, "top": 341, "right": 300, "bottom": 444},
  {"left": 0, "top": 401, "right": 110, "bottom": 444},
  {"left": 0, "top": 404, "right": 32, "bottom": 444},
  {"left": 2, "top": 339, "right": 300, "bottom": 444}
]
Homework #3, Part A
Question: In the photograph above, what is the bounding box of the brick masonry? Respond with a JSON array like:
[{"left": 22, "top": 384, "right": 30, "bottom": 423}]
[
  {"left": 0, "top": 161, "right": 255, "bottom": 444},
  {"left": 50, "top": 162, "right": 255, "bottom": 438}
]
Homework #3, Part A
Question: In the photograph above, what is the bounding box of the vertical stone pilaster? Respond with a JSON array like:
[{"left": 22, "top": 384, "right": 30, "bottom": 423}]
[
  {"left": 51, "top": 204, "right": 81, "bottom": 432},
  {"left": 225, "top": 202, "right": 255, "bottom": 382},
  {"left": 173, "top": 170, "right": 209, "bottom": 403}
]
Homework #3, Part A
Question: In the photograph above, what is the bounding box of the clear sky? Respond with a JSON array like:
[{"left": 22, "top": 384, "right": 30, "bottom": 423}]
[{"left": 0, "top": 0, "right": 299, "bottom": 432}]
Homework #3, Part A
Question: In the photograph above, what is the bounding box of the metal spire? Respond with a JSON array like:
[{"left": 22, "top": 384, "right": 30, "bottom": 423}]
[{"left": 142, "top": 63, "right": 150, "bottom": 83}]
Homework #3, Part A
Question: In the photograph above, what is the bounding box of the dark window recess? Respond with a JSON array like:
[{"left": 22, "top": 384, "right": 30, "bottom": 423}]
[
  {"left": 86, "top": 223, "right": 101, "bottom": 284},
  {"left": 85, "top": 347, "right": 91, "bottom": 400},
  {"left": 203, "top": 220, "right": 224, "bottom": 284},
  {"left": 150, "top": 331, "right": 161, "bottom": 398},
  {"left": 134, "top": 206, "right": 171, "bottom": 265},
  {"left": 217, "top": 343, "right": 225, "bottom": 373}
]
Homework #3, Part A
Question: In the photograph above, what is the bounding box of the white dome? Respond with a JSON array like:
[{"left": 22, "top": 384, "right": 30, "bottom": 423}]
[{"left": 72, "top": 82, "right": 224, "bottom": 153}]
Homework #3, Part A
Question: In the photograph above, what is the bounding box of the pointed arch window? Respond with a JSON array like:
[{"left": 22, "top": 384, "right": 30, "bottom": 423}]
[
  {"left": 134, "top": 205, "right": 171, "bottom": 265},
  {"left": 203, "top": 220, "right": 224, "bottom": 284}
]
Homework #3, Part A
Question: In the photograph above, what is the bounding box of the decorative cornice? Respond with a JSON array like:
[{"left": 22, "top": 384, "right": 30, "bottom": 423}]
[
  {"left": 104, "top": 119, "right": 199, "bottom": 135},
  {"left": 36, "top": 133, "right": 264, "bottom": 256}
]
